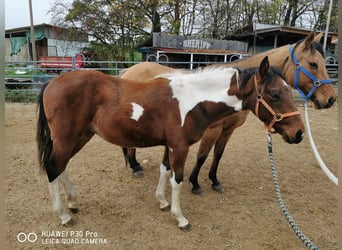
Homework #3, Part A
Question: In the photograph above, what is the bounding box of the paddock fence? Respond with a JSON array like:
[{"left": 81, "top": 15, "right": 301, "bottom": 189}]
[{"left": 4, "top": 59, "right": 339, "bottom": 103}]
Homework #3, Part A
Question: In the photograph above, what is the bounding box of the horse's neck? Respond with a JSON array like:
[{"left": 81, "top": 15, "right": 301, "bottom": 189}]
[
  {"left": 168, "top": 68, "right": 242, "bottom": 126},
  {"left": 235, "top": 45, "right": 290, "bottom": 69}
]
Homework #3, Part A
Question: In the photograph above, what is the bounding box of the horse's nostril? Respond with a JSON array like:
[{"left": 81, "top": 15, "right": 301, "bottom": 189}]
[
  {"left": 328, "top": 97, "right": 336, "bottom": 106},
  {"left": 295, "top": 130, "right": 304, "bottom": 144}
]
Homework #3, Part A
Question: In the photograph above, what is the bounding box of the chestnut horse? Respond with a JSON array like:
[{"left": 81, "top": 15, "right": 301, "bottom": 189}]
[
  {"left": 120, "top": 32, "right": 336, "bottom": 194},
  {"left": 37, "top": 56, "right": 304, "bottom": 229}
]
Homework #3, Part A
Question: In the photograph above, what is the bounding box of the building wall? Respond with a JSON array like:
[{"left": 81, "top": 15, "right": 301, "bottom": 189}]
[
  {"left": 47, "top": 39, "right": 89, "bottom": 56},
  {"left": 5, "top": 38, "right": 30, "bottom": 62}
]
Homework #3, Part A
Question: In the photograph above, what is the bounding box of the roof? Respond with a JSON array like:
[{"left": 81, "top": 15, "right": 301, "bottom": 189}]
[
  {"left": 149, "top": 47, "right": 248, "bottom": 56},
  {"left": 5, "top": 23, "right": 67, "bottom": 34},
  {"left": 225, "top": 24, "right": 338, "bottom": 40}
]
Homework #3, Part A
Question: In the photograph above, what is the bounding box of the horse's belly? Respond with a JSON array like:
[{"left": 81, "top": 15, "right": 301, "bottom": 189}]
[{"left": 92, "top": 121, "right": 164, "bottom": 148}]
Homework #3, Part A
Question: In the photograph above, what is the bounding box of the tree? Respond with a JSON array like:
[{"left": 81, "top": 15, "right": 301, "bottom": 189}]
[{"left": 49, "top": 0, "right": 337, "bottom": 61}]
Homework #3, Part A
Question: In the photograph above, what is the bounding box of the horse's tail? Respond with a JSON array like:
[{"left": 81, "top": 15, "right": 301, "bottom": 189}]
[
  {"left": 36, "top": 82, "right": 53, "bottom": 174},
  {"left": 122, "top": 147, "right": 129, "bottom": 167}
]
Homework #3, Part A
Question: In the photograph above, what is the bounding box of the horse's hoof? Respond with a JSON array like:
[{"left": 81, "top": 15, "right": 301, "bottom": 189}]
[
  {"left": 69, "top": 208, "right": 79, "bottom": 214},
  {"left": 191, "top": 187, "right": 204, "bottom": 195},
  {"left": 63, "top": 218, "right": 75, "bottom": 227},
  {"left": 212, "top": 185, "right": 224, "bottom": 193},
  {"left": 160, "top": 205, "right": 171, "bottom": 211},
  {"left": 179, "top": 223, "right": 192, "bottom": 231},
  {"left": 133, "top": 170, "right": 144, "bottom": 178}
]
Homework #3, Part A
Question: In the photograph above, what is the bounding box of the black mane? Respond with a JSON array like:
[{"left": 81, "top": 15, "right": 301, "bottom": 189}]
[{"left": 240, "top": 66, "right": 285, "bottom": 88}]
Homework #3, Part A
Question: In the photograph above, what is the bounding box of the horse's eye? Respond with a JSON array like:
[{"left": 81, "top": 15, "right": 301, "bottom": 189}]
[
  {"left": 270, "top": 91, "right": 280, "bottom": 100},
  {"left": 309, "top": 62, "right": 318, "bottom": 69}
]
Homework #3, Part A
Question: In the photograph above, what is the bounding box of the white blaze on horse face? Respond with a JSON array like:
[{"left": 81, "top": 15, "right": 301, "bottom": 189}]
[
  {"left": 130, "top": 103, "right": 144, "bottom": 121},
  {"left": 167, "top": 67, "right": 242, "bottom": 126}
]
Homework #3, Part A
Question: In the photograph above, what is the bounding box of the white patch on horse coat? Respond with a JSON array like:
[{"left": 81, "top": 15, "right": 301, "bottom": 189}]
[
  {"left": 283, "top": 79, "right": 289, "bottom": 87},
  {"left": 155, "top": 164, "right": 171, "bottom": 210},
  {"left": 166, "top": 67, "right": 242, "bottom": 126},
  {"left": 130, "top": 103, "right": 144, "bottom": 121},
  {"left": 49, "top": 173, "right": 72, "bottom": 224},
  {"left": 170, "top": 173, "right": 189, "bottom": 227}
]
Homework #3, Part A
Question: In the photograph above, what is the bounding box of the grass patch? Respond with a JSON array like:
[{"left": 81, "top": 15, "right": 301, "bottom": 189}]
[{"left": 5, "top": 90, "right": 39, "bottom": 103}]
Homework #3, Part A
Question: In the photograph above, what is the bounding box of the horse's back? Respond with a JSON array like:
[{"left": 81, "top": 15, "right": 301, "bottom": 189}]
[
  {"left": 120, "top": 62, "right": 178, "bottom": 82},
  {"left": 43, "top": 70, "right": 119, "bottom": 122}
]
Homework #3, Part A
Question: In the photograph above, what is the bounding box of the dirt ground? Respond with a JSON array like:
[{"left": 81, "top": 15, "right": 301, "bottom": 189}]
[{"left": 5, "top": 102, "right": 338, "bottom": 250}]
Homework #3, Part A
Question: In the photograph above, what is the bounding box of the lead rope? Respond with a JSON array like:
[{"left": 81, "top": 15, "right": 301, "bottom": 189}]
[
  {"left": 267, "top": 133, "right": 320, "bottom": 250},
  {"left": 304, "top": 101, "right": 338, "bottom": 186}
]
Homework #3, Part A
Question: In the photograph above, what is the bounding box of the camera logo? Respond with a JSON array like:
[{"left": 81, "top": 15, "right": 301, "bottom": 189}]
[{"left": 17, "top": 232, "right": 38, "bottom": 243}]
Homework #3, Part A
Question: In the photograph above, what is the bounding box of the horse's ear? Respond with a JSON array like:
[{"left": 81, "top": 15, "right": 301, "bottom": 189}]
[
  {"left": 228, "top": 69, "right": 240, "bottom": 96},
  {"left": 313, "top": 32, "right": 323, "bottom": 43},
  {"left": 304, "top": 31, "right": 315, "bottom": 48},
  {"left": 259, "top": 56, "right": 270, "bottom": 79}
]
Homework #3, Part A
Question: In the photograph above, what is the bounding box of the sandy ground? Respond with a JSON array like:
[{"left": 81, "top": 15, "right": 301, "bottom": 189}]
[{"left": 5, "top": 102, "right": 338, "bottom": 249}]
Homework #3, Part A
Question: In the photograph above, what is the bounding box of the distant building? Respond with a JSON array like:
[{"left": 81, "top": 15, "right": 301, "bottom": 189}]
[
  {"left": 224, "top": 23, "right": 338, "bottom": 58},
  {"left": 5, "top": 23, "right": 89, "bottom": 62},
  {"left": 137, "top": 33, "right": 249, "bottom": 69}
]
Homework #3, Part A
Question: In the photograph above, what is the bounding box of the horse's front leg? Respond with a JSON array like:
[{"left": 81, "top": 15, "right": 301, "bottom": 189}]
[
  {"left": 208, "top": 129, "right": 234, "bottom": 193},
  {"left": 49, "top": 173, "right": 73, "bottom": 225},
  {"left": 189, "top": 125, "right": 222, "bottom": 195},
  {"left": 58, "top": 172, "right": 78, "bottom": 213},
  {"left": 169, "top": 146, "right": 191, "bottom": 230}
]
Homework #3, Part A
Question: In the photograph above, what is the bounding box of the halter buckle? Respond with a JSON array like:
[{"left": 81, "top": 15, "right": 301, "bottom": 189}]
[
  {"left": 295, "top": 63, "right": 302, "bottom": 69},
  {"left": 274, "top": 113, "right": 283, "bottom": 122},
  {"left": 256, "top": 94, "right": 262, "bottom": 101},
  {"left": 313, "top": 80, "right": 321, "bottom": 87}
]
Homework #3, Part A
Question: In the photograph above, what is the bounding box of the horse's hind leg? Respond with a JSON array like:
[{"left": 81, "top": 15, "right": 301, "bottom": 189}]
[
  {"left": 123, "top": 147, "right": 144, "bottom": 177},
  {"left": 49, "top": 173, "right": 73, "bottom": 226},
  {"left": 50, "top": 131, "right": 94, "bottom": 225},
  {"left": 155, "top": 147, "right": 171, "bottom": 210},
  {"left": 59, "top": 172, "right": 78, "bottom": 213},
  {"left": 59, "top": 130, "right": 95, "bottom": 213}
]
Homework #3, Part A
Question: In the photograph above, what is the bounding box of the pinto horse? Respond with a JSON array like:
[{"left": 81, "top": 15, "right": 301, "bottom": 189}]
[
  {"left": 120, "top": 31, "right": 336, "bottom": 194},
  {"left": 37, "top": 56, "right": 304, "bottom": 229}
]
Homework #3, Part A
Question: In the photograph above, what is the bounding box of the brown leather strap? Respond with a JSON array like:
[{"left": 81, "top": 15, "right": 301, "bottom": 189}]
[{"left": 253, "top": 76, "right": 301, "bottom": 132}]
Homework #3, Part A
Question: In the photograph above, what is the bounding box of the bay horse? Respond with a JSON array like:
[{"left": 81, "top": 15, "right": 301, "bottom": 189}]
[
  {"left": 37, "top": 56, "right": 304, "bottom": 229},
  {"left": 120, "top": 32, "right": 336, "bottom": 194}
]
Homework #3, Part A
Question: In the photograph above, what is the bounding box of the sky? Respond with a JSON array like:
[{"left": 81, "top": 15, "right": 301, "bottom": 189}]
[{"left": 5, "top": 0, "right": 69, "bottom": 29}]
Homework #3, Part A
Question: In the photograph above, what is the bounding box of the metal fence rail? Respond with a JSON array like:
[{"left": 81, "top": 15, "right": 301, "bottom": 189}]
[{"left": 4, "top": 59, "right": 339, "bottom": 103}]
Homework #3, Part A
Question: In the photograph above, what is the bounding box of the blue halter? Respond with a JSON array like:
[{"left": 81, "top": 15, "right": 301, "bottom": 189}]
[{"left": 289, "top": 45, "right": 332, "bottom": 100}]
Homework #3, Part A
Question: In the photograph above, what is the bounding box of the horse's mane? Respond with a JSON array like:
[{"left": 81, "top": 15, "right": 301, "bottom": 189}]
[
  {"left": 240, "top": 66, "right": 285, "bottom": 88},
  {"left": 294, "top": 40, "right": 324, "bottom": 57}
]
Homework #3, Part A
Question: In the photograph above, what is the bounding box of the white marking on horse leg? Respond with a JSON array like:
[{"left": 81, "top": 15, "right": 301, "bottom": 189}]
[
  {"left": 130, "top": 103, "right": 144, "bottom": 121},
  {"left": 49, "top": 174, "right": 72, "bottom": 225},
  {"left": 155, "top": 163, "right": 171, "bottom": 209},
  {"left": 58, "top": 172, "right": 78, "bottom": 211},
  {"left": 170, "top": 173, "right": 189, "bottom": 228}
]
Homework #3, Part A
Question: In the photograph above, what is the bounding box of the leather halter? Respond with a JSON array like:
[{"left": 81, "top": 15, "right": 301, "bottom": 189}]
[
  {"left": 254, "top": 76, "right": 300, "bottom": 132},
  {"left": 289, "top": 45, "right": 332, "bottom": 100}
]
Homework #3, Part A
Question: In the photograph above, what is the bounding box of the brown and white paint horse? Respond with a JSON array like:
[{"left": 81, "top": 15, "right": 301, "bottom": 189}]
[
  {"left": 120, "top": 32, "right": 336, "bottom": 194},
  {"left": 37, "top": 56, "right": 304, "bottom": 229}
]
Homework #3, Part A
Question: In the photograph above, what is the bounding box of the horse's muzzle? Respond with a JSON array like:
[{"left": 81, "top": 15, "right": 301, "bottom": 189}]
[
  {"left": 315, "top": 96, "right": 336, "bottom": 109},
  {"left": 286, "top": 129, "right": 304, "bottom": 144}
]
